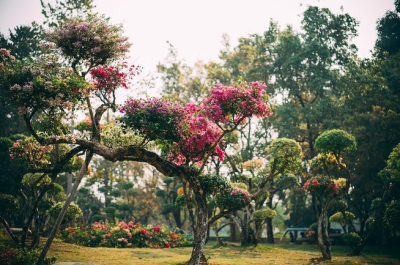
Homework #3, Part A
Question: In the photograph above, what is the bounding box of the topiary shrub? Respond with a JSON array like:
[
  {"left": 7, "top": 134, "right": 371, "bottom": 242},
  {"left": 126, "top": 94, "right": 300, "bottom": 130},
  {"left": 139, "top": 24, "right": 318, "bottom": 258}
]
[
  {"left": 110, "top": 190, "right": 122, "bottom": 197},
  {"left": 342, "top": 232, "right": 363, "bottom": 255},
  {"left": 253, "top": 208, "right": 277, "bottom": 221},
  {"left": 49, "top": 202, "right": 82, "bottom": 224}
]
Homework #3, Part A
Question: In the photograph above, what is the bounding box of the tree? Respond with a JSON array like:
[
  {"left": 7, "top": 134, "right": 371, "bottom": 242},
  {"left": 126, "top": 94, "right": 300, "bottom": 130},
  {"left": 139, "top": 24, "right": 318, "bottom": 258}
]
[
  {"left": 1, "top": 15, "right": 270, "bottom": 265},
  {"left": 308, "top": 129, "right": 356, "bottom": 260}
]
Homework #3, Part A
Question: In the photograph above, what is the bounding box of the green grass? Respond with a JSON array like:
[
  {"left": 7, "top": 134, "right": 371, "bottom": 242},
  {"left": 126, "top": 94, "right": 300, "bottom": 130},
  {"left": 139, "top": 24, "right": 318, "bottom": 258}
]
[
  {"left": 44, "top": 240, "right": 400, "bottom": 265},
  {"left": 2, "top": 237, "right": 399, "bottom": 265}
]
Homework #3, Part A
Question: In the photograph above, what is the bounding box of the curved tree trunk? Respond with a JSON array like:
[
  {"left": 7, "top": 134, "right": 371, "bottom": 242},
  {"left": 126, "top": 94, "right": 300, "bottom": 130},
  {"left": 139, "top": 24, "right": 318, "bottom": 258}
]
[{"left": 36, "top": 151, "right": 93, "bottom": 265}]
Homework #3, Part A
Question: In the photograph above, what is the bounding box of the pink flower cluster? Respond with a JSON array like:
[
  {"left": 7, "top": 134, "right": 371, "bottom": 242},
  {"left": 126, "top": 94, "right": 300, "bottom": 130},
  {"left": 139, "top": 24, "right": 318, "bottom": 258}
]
[
  {"left": 120, "top": 81, "right": 269, "bottom": 166},
  {"left": 10, "top": 138, "right": 53, "bottom": 168},
  {"left": 59, "top": 221, "right": 189, "bottom": 249},
  {"left": 90, "top": 62, "right": 141, "bottom": 94},
  {"left": 202, "top": 81, "right": 269, "bottom": 124},
  {"left": 304, "top": 175, "right": 339, "bottom": 195},
  {"left": 46, "top": 15, "right": 131, "bottom": 66}
]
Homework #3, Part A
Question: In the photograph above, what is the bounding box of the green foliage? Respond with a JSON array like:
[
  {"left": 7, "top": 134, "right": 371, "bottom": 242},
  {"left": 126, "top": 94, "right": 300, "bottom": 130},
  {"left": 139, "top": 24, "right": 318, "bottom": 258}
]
[
  {"left": 384, "top": 200, "right": 400, "bottom": 232},
  {"left": 329, "top": 211, "right": 356, "bottom": 227},
  {"left": 275, "top": 174, "right": 298, "bottom": 189},
  {"left": 22, "top": 173, "right": 51, "bottom": 188},
  {"left": 380, "top": 142, "right": 400, "bottom": 185},
  {"left": 376, "top": 2, "right": 400, "bottom": 56},
  {"left": 39, "top": 198, "right": 54, "bottom": 212},
  {"left": 162, "top": 203, "right": 175, "bottom": 214},
  {"left": 155, "top": 189, "right": 166, "bottom": 197},
  {"left": 121, "top": 182, "right": 134, "bottom": 190},
  {"left": 78, "top": 187, "right": 90, "bottom": 195},
  {"left": 98, "top": 187, "right": 107, "bottom": 193},
  {"left": 104, "top": 206, "right": 116, "bottom": 215},
  {"left": 200, "top": 174, "right": 230, "bottom": 195},
  {"left": 41, "top": 0, "right": 95, "bottom": 27},
  {"left": 315, "top": 129, "right": 357, "bottom": 155},
  {"left": 59, "top": 221, "right": 191, "bottom": 248},
  {"left": 253, "top": 208, "right": 277, "bottom": 221},
  {"left": 342, "top": 232, "right": 362, "bottom": 253},
  {"left": 0, "top": 245, "right": 56, "bottom": 265},
  {"left": 92, "top": 214, "right": 104, "bottom": 222},
  {"left": 101, "top": 123, "right": 143, "bottom": 148},
  {"left": 266, "top": 138, "right": 303, "bottom": 174},
  {"left": 0, "top": 194, "right": 20, "bottom": 215},
  {"left": 309, "top": 223, "right": 318, "bottom": 233},
  {"left": 110, "top": 190, "right": 122, "bottom": 197},
  {"left": 118, "top": 203, "right": 130, "bottom": 212},
  {"left": 231, "top": 182, "right": 248, "bottom": 190},
  {"left": 174, "top": 195, "right": 186, "bottom": 208},
  {"left": 49, "top": 202, "right": 83, "bottom": 224},
  {"left": 163, "top": 177, "right": 174, "bottom": 185}
]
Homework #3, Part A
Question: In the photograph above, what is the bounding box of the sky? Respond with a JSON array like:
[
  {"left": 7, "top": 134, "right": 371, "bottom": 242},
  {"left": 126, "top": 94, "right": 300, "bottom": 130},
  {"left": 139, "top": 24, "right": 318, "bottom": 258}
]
[{"left": 0, "top": 0, "right": 395, "bottom": 70}]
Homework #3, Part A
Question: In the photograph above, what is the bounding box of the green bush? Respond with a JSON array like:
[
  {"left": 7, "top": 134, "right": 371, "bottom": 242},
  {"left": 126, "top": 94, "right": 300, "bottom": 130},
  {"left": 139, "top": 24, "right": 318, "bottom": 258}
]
[
  {"left": 49, "top": 202, "right": 82, "bottom": 224},
  {"left": 59, "top": 221, "right": 192, "bottom": 248},
  {"left": 0, "top": 245, "right": 56, "bottom": 265},
  {"left": 342, "top": 232, "right": 363, "bottom": 255},
  {"left": 0, "top": 194, "right": 20, "bottom": 215}
]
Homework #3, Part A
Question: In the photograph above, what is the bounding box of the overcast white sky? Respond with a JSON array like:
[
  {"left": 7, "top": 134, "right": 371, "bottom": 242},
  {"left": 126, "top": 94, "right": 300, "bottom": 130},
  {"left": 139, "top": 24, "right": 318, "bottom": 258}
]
[{"left": 0, "top": 0, "right": 395, "bottom": 77}]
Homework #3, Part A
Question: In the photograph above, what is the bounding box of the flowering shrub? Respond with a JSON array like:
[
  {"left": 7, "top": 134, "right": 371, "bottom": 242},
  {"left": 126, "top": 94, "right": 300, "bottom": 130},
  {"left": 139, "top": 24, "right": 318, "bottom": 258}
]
[
  {"left": 243, "top": 159, "right": 264, "bottom": 171},
  {"left": 58, "top": 221, "right": 192, "bottom": 249},
  {"left": 120, "top": 81, "right": 269, "bottom": 165},
  {"left": 10, "top": 137, "right": 53, "bottom": 169},
  {"left": 304, "top": 175, "right": 340, "bottom": 196},
  {"left": 1, "top": 53, "right": 87, "bottom": 116},
  {"left": 216, "top": 186, "right": 251, "bottom": 211},
  {"left": 49, "top": 202, "right": 83, "bottom": 224},
  {"left": 90, "top": 62, "right": 141, "bottom": 105},
  {"left": 46, "top": 15, "right": 131, "bottom": 68},
  {"left": 0, "top": 246, "right": 56, "bottom": 265},
  {"left": 202, "top": 81, "right": 269, "bottom": 124},
  {"left": 120, "top": 98, "right": 187, "bottom": 143}
]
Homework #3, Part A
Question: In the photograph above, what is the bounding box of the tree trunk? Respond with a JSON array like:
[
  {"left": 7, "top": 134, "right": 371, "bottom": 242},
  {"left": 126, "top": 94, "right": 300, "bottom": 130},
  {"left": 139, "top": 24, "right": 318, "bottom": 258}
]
[
  {"left": 317, "top": 205, "right": 331, "bottom": 260},
  {"left": 36, "top": 151, "right": 93, "bottom": 265},
  {"left": 229, "top": 218, "right": 237, "bottom": 242},
  {"left": 0, "top": 217, "right": 19, "bottom": 244},
  {"left": 266, "top": 217, "right": 274, "bottom": 244},
  {"left": 266, "top": 198, "right": 274, "bottom": 244},
  {"left": 188, "top": 191, "right": 208, "bottom": 265}
]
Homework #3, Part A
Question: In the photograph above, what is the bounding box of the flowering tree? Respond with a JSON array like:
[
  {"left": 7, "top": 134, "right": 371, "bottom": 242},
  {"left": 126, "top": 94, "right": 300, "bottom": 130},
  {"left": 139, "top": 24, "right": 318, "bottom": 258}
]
[
  {"left": 228, "top": 138, "right": 302, "bottom": 246},
  {"left": 307, "top": 129, "right": 356, "bottom": 260},
  {"left": 1, "top": 14, "right": 270, "bottom": 265},
  {"left": 304, "top": 175, "right": 345, "bottom": 260}
]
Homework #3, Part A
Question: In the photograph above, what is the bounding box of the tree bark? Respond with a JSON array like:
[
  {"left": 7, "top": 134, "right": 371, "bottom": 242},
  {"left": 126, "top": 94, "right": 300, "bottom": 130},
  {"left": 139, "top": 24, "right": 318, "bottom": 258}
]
[
  {"left": 0, "top": 217, "right": 19, "bottom": 244},
  {"left": 266, "top": 217, "right": 274, "bottom": 244},
  {"left": 36, "top": 151, "right": 93, "bottom": 265},
  {"left": 188, "top": 189, "right": 208, "bottom": 265},
  {"left": 266, "top": 198, "right": 274, "bottom": 244},
  {"left": 317, "top": 205, "right": 331, "bottom": 260}
]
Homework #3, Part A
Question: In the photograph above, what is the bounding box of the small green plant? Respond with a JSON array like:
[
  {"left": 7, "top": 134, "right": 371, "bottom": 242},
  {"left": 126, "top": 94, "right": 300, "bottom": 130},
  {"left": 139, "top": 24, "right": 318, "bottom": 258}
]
[{"left": 342, "top": 232, "right": 363, "bottom": 255}]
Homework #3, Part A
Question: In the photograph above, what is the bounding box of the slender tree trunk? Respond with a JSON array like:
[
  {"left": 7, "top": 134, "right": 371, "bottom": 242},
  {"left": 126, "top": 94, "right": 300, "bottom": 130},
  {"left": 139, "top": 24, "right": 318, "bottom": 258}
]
[
  {"left": 188, "top": 190, "right": 208, "bottom": 265},
  {"left": 36, "top": 151, "right": 93, "bottom": 265},
  {"left": 266, "top": 198, "right": 274, "bottom": 244},
  {"left": 317, "top": 205, "right": 331, "bottom": 260},
  {"left": 229, "top": 218, "right": 237, "bottom": 242},
  {"left": 0, "top": 217, "right": 19, "bottom": 244},
  {"left": 266, "top": 218, "right": 274, "bottom": 244}
]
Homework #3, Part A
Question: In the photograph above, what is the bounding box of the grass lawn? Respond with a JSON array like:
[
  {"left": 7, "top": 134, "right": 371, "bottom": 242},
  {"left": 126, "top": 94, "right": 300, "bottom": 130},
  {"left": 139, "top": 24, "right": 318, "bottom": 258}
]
[{"left": 46, "top": 240, "right": 400, "bottom": 265}]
